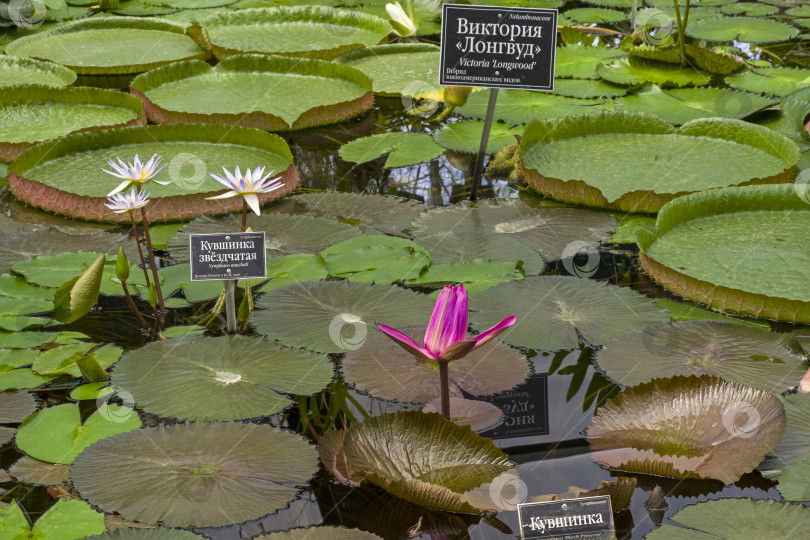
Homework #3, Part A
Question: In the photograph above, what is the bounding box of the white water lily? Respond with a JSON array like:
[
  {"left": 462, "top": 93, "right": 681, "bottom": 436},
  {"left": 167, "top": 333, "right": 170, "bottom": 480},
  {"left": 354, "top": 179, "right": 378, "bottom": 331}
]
[
  {"left": 105, "top": 187, "right": 150, "bottom": 214},
  {"left": 205, "top": 165, "right": 283, "bottom": 216},
  {"left": 102, "top": 154, "right": 169, "bottom": 196},
  {"left": 386, "top": 1, "right": 417, "bottom": 37}
]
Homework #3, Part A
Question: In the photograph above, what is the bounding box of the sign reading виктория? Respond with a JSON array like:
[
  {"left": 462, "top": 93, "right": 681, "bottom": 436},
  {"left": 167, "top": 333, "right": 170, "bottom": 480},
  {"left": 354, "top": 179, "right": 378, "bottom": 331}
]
[
  {"left": 439, "top": 4, "right": 557, "bottom": 91},
  {"left": 189, "top": 232, "right": 266, "bottom": 281},
  {"left": 517, "top": 496, "right": 615, "bottom": 540}
]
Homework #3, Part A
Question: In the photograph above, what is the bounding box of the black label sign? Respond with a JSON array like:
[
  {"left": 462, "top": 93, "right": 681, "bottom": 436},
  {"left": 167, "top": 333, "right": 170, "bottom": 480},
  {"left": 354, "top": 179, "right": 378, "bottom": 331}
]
[
  {"left": 189, "top": 232, "right": 266, "bottom": 281},
  {"left": 439, "top": 4, "right": 557, "bottom": 91},
  {"left": 476, "top": 373, "right": 549, "bottom": 440},
  {"left": 518, "top": 496, "right": 615, "bottom": 540}
]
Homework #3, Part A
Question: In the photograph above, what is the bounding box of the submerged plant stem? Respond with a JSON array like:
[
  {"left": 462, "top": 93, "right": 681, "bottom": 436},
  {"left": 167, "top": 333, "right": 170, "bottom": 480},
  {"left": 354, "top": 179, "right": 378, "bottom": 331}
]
[
  {"left": 129, "top": 214, "right": 151, "bottom": 289},
  {"left": 673, "top": 0, "right": 687, "bottom": 66},
  {"left": 439, "top": 361, "right": 450, "bottom": 420},
  {"left": 121, "top": 281, "right": 149, "bottom": 334},
  {"left": 140, "top": 207, "right": 165, "bottom": 328}
]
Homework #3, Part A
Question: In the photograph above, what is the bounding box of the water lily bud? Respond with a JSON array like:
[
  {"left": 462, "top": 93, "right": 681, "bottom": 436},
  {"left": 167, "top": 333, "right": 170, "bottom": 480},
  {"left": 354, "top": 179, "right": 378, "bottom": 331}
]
[
  {"left": 77, "top": 354, "right": 108, "bottom": 382},
  {"left": 238, "top": 293, "right": 250, "bottom": 324},
  {"left": 444, "top": 86, "right": 473, "bottom": 107},
  {"left": 116, "top": 247, "right": 129, "bottom": 283},
  {"left": 386, "top": 1, "right": 417, "bottom": 37},
  {"left": 799, "top": 367, "right": 810, "bottom": 393},
  {"left": 148, "top": 283, "right": 157, "bottom": 308}
]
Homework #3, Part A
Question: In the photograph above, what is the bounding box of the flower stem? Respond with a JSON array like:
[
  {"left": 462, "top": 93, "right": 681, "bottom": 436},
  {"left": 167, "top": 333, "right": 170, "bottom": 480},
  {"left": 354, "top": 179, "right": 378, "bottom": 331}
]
[
  {"left": 439, "top": 361, "right": 450, "bottom": 420},
  {"left": 140, "top": 207, "right": 165, "bottom": 328},
  {"left": 241, "top": 199, "right": 248, "bottom": 232},
  {"left": 129, "top": 214, "right": 151, "bottom": 288},
  {"left": 121, "top": 281, "right": 149, "bottom": 335},
  {"left": 672, "top": 0, "right": 687, "bottom": 67}
]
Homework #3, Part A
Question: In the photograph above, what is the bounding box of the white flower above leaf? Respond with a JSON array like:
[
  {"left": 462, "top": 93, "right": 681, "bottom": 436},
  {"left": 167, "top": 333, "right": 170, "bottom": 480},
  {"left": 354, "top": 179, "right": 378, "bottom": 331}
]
[
  {"left": 386, "top": 1, "right": 417, "bottom": 37},
  {"left": 102, "top": 154, "right": 169, "bottom": 196},
  {"left": 205, "top": 165, "right": 283, "bottom": 216},
  {"left": 105, "top": 187, "right": 150, "bottom": 214}
]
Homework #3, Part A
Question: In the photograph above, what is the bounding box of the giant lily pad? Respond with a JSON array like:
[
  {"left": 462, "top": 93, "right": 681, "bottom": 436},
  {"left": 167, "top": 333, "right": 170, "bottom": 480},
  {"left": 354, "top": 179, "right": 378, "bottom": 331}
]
[
  {"left": 189, "top": 6, "right": 389, "bottom": 60},
  {"left": 342, "top": 325, "right": 529, "bottom": 403},
  {"left": 410, "top": 199, "right": 616, "bottom": 261},
  {"left": 555, "top": 44, "right": 627, "bottom": 79},
  {"left": 456, "top": 89, "right": 601, "bottom": 125},
  {"left": 252, "top": 281, "right": 433, "bottom": 353},
  {"left": 726, "top": 66, "right": 810, "bottom": 97},
  {"left": 70, "top": 422, "right": 319, "bottom": 527},
  {"left": 0, "top": 499, "right": 105, "bottom": 540},
  {"left": 318, "top": 410, "right": 514, "bottom": 513},
  {"left": 433, "top": 121, "right": 522, "bottom": 155},
  {"left": 588, "top": 375, "right": 786, "bottom": 483},
  {"left": 110, "top": 335, "right": 334, "bottom": 421},
  {"left": 8, "top": 124, "right": 297, "bottom": 222},
  {"left": 0, "top": 389, "right": 38, "bottom": 445},
  {"left": 595, "top": 321, "right": 806, "bottom": 393},
  {"left": 4, "top": 17, "right": 207, "bottom": 77},
  {"left": 0, "top": 56, "right": 76, "bottom": 87},
  {"left": 414, "top": 231, "right": 545, "bottom": 275},
  {"left": 776, "top": 457, "right": 810, "bottom": 502},
  {"left": 339, "top": 132, "right": 444, "bottom": 168},
  {"left": 519, "top": 111, "right": 798, "bottom": 212},
  {"left": 9, "top": 456, "right": 70, "bottom": 486},
  {"left": 760, "top": 393, "right": 810, "bottom": 476},
  {"left": 470, "top": 276, "right": 669, "bottom": 350},
  {"left": 320, "top": 235, "right": 431, "bottom": 283},
  {"left": 131, "top": 55, "right": 372, "bottom": 131},
  {"left": 565, "top": 7, "right": 627, "bottom": 23},
  {"left": 686, "top": 16, "right": 799, "bottom": 43},
  {"left": 0, "top": 85, "right": 144, "bottom": 163},
  {"left": 335, "top": 43, "right": 440, "bottom": 97},
  {"left": 596, "top": 57, "right": 711, "bottom": 88},
  {"left": 646, "top": 498, "right": 810, "bottom": 538},
  {"left": 638, "top": 184, "right": 810, "bottom": 323}
]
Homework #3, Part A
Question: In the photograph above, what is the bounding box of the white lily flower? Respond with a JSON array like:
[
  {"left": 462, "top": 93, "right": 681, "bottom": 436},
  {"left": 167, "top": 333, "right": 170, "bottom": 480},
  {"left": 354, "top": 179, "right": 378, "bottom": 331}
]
[
  {"left": 386, "top": 1, "right": 417, "bottom": 37},
  {"left": 105, "top": 187, "right": 150, "bottom": 214},
  {"left": 102, "top": 153, "right": 169, "bottom": 196},
  {"left": 205, "top": 165, "right": 283, "bottom": 216}
]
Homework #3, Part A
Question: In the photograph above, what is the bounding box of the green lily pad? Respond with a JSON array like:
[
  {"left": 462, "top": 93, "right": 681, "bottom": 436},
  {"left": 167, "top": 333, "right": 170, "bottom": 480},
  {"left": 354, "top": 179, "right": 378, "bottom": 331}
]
[
  {"left": 69, "top": 381, "right": 110, "bottom": 401},
  {"left": 110, "top": 335, "right": 334, "bottom": 421},
  {"left": 646, "top": 498, "right": 810, "bottom": 539},
  {"left": 414, "top": 231, "right": 545, "bottom": 275},
  {"left": 655, "top": 298, "right": 770, "bottom": 329},
  {"left": 339, "top": 132, "right": 444, "bottom": 168},
  {"left": 721, "top": 2, "right": 779, "bottom": 15},
  {"left": 583, "top": 0, "right": 632, "bottom": 6},
  {"left": 455, "top": 90, "right": 601, "bottom": 125},
  {"left": 757, "top": 87, "right": 810, "bottom": 149},
  {"left": 407, "top": 260, "right": 525, "bottom": 296},
  {"left": 638, "top": 184, "right": 810, "bottom": 323},
  {"left": 112, "top": 0, "right": 179, "bottom": 16},
  {"left": 0, "top": 316, "right": 52, "bottom": 332},
  {"left": 410, "top": 199, "right": 617, "bottom": 261},
  {"left": 596, "top": 57, "right": 711, "bottom": 87},
  {"left": 588, "top": 375, "right": 786, "bottom": 483},
  {"left": 87, "top": 529, "right": 207, "bottom": 539},
  {"left": 259, "top": 254, "right": 329, "bottom": 292},
  {"left": 0, "top": 85, "right": 144, "bottom": 163},
  {"left": 32, "top": 342, "right": 121, "bottom": 377},
  {"left": 252, "top": 280, "right": 434, "bottom": 353},
  {"left": 0, "top": 297, "right": 51, "bottom": 316},
  {"left": 8, "top": 124, "right": 296, "bottom": 222},
  {"left": 131, "top": 55, "right": 372, "bottom": 131},
  {"left": 8, "top": 456, "right": 70, "bottom": 486},
  {"left": 335, "top": 43, "right": 440, "bottom": 97},
  {"left": 776, "top": 457, "right": 810, "bottom": 502},
  {"left": 596, "top": 321, "right": 805, "bottom": 392},
  {"left": 551, "top": 78, "right": 629, "bottom": 99},
  {"left": 342, "top": 325, "right": 529, "bottom": 403},
  {"left": 520, "top": 111, "right": 799, "bottom": 212},
  {"left": 760, "top": 393, "right": 810, "bottom": 476},
  {"left": 0, "top": 389, "right": 38, "bottom": 423},
  {"left": 433, "top": 120, "right": 522, "bottom": 154},
  {"left": 614, "top": 86, "right": 776, "bottom": 125},
  {"left": 0, "top": 56, "right": 76, "bottom": 87},
  {"left": 787, "top": 5, "right": 810, "bottom": 15},
  {"left": 565, "top": 7, "right": 628, "bottom": 23},
  {"left": 1, "top": 349, "right": 59, "bottom": 391},
  {"left": 726, "top": 66, "right": 810, "bottom": 96},
  {"left": 619, "top": 35, "right": 744, "bottom": 75},
  {"left": 256, "top": 527, "right": 381, "bottom": 540},
  {"left": 16, "top": 403, "right": 140, "bottom": 464},
  {"left": 4, "top": 17, "right": 207, "bottom": 76},
  {"left": 470, "top": 276, "right": 669, "bottom": 350},
  {"left": 12, "top": 251, "right": 103, "bottom": 288},
  {"left": 188, "top": 6, "right": 389, "bottom": 60},
  {"left": 320, "top": 235, "right": 431, "bottom": 283},
  {"left": 0, "top": 274, "right": 54, "bottom": 300},
  {"left": 0, "top": 499, "right": 105, "bottom": 540},
  {"left": 555, "top": 44, "right": 627, "bottom": 79},
  {"left": 0, "top": 331, "right": 87, "bottom": 349},
  {"left": 319, "top": 410, "right": 514, "bottom": 513},
  {"left": 686, "top": 16, "right": 800, "bottom": 42},
  {"left": 70, "top": 422, "right": 319, "bottom": 527}
]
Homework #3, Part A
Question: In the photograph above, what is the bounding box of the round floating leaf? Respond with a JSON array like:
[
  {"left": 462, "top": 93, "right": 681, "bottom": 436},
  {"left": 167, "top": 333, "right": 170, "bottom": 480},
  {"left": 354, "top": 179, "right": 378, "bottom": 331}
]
[
  {"left": 639, "top": 184, "right": 810, "bottom": 323},
  {"left": 646, "top": 498, "right": 810, "bottom": 539},
  {"left": 111, "top": 335, "right": 334, "bottom": 421},
  {"left": 259, "top": 254, "right": 329, "bottom": 292},
  {"left": 188, "top": 6, "right": 389, "bottom": 60},
  {"left": 686, "top": 16, "right": 799, "bottom": 42},
  {"left": 583, "top": 0, "right": 632, "bottom": 6},
  {"left": 0, "top": 274, "right": 54, "bottom": 300},
  {"left": 288, "top": 192, "right": 426, "bottom": 236},
  {"left": 410, "top": 199, "right": 616, "bottom": 261},
  {"left": 776, "top": 457, "right": 810, "bottom": 502},
  {"left": 422, "top": 397, "right": 503, "bottom": 432},
  {"left": 414, "top": 231, "right": 545, "bottom": 275},
  {"left": 760, "top": 393, "right": 810, "bottom": 475},
  {"left": 4, "top": 17, "right": 207, "bottom": 76},
  {"left": 253, "top": 281, "right": 433, "bottom": 353},
  {"left": 552, "top": 78, "right": 629, "bottom": 98},
  {"left": 69, "top": 382, "right": 109, "bottom": 401},
  {"left": 339, "top": 132, "right": 444, "bottom": 168},
  {"left": 0, "top": 297, "right": 51, "bottom": 316},
  {"left": 335, "top": 43, "right": 440, "bottom": 97},
  {"left": 588, "top": 375, "right": 786, "bottom": 483},
  {"left": 32, "top": 342, "right": 121, "bottom": 378},
  {"left": 596, "top": 321, "right": 806, "bottom": 393},
  {"left": 758, "top": 86, "right": 810, "bottom": 148},
  {"left": 456, "top": 89, "right": 601, "bottom": 124},
  {"left": 433, "top": 120, "right": 522, "bottom": 154},
  {"left": 342, "top": 325, "right": 529, "bottom": 403},
  {"left": 0, "top": 499, "right": 105, "bottom": 540},
  {"left": 555, "top": 44, "right": 627, "bottom": 79},
  {"left": 0, "top": 390, "right": 37, "bottom": 423},
  {"left": 256, "top": 527, "right": 381, "bottom": 540},
  {"left": 721, "top": 2, "right": 779, "bottom": 15},
  {"left": 320, "top": 236, "right": 431, "bottom": 283},
  {"left": 9, "top": 456, "right": 70, "bottom": 486},
  {"left": 0, "top": 56, "right": 76, "bottom": 87},
  {"left": 131, "top": 55, "right": 372, "bottom": 131},
  {"left": 16, "top": 403, "right": 140, "bottom": 464},
  {"left": 0, "top": 86, "right": 144, "bottom": 163},
  {"left": 8, "top": 124, "right": 296, "bottom": 223},
  {"left": 0, "top": 364, "right": 58, "bottom": 392},
  {"left": 787, "top": 5, "right": 810, "bottom": 15},
  {"left": 0, "top": 331, "right": 87, "bottom": 350},
  {"left": 319, "top": 410, "right": 513, "bottom": 513},
  {"left": 87, "top": 529, "right": 207, "bottom": 539},
  {"left": 520, "top": 111, "right": 798, "bottom": 212},
  {"left": 726, "top": 67, "right": 810, "bottom": 96},
  {"left": 619, "top": 36, "right": 744, "bottom": 75},
  {"left": 13, "top": 251, "right": 103, "bottom": 288},
  {"left": 408, "top": 260, "right": 525, "bottom": 296},
  {"left": 565, "top": 7, "right": 628, "bottom": 23},
  {"left": 470, "top": 276, "right": 669, "bottom": 350},
  {"left": 70, "top": 422, "right": 319, "bottom": 527},
  {"left": 597, "top": 57, "right": 711, "bottom": 87}
]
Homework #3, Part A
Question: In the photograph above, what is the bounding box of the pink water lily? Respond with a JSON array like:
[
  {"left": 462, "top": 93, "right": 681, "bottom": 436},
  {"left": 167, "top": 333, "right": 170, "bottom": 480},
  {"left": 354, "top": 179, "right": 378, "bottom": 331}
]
[
  {"left": 376, "top": 284, "right": 516, "bottom": 363},
  {"left": 799, "top": 367, "right": 810, "bottom": 394}
]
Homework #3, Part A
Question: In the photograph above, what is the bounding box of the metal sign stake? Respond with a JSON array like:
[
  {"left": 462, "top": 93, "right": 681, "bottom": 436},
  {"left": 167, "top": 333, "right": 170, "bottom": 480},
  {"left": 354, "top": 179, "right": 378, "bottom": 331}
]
[
  {"left": 224, "top": 279, "right": 237, "bottom": 333},
  {"left": 470, "top": 88, "right": 499, "bottom": 201}
]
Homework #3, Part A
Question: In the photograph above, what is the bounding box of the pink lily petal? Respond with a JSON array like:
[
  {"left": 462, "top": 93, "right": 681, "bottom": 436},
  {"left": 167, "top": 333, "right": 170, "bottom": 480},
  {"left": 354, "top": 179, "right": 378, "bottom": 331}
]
[
  {"left": 439, "top": 339, "right": 477, "bottom": 362},
  {"left": 424, "top": 284, "right": 468, "bottom": 356},
  {"left": 799, "top": 367, "right": 810, "bottom": 394},
  {"left": 472, "top": 315, "right": 517, "bottom": 349},
  {"left": 376, "top": 323, "right": 439, "bottom": 361}
]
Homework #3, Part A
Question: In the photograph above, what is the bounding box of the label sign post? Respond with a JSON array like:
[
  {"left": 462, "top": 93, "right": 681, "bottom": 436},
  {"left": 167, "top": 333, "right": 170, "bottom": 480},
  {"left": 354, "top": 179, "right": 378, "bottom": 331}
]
[
  {"left": 439, "top": 4, "right": 557, "bottom": 199},
  {"left": 517, "top": 496, "right": 615, "bottom": 540},
  {"left": 189, "top": 232, "right": 266, "bottom": 332}
]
